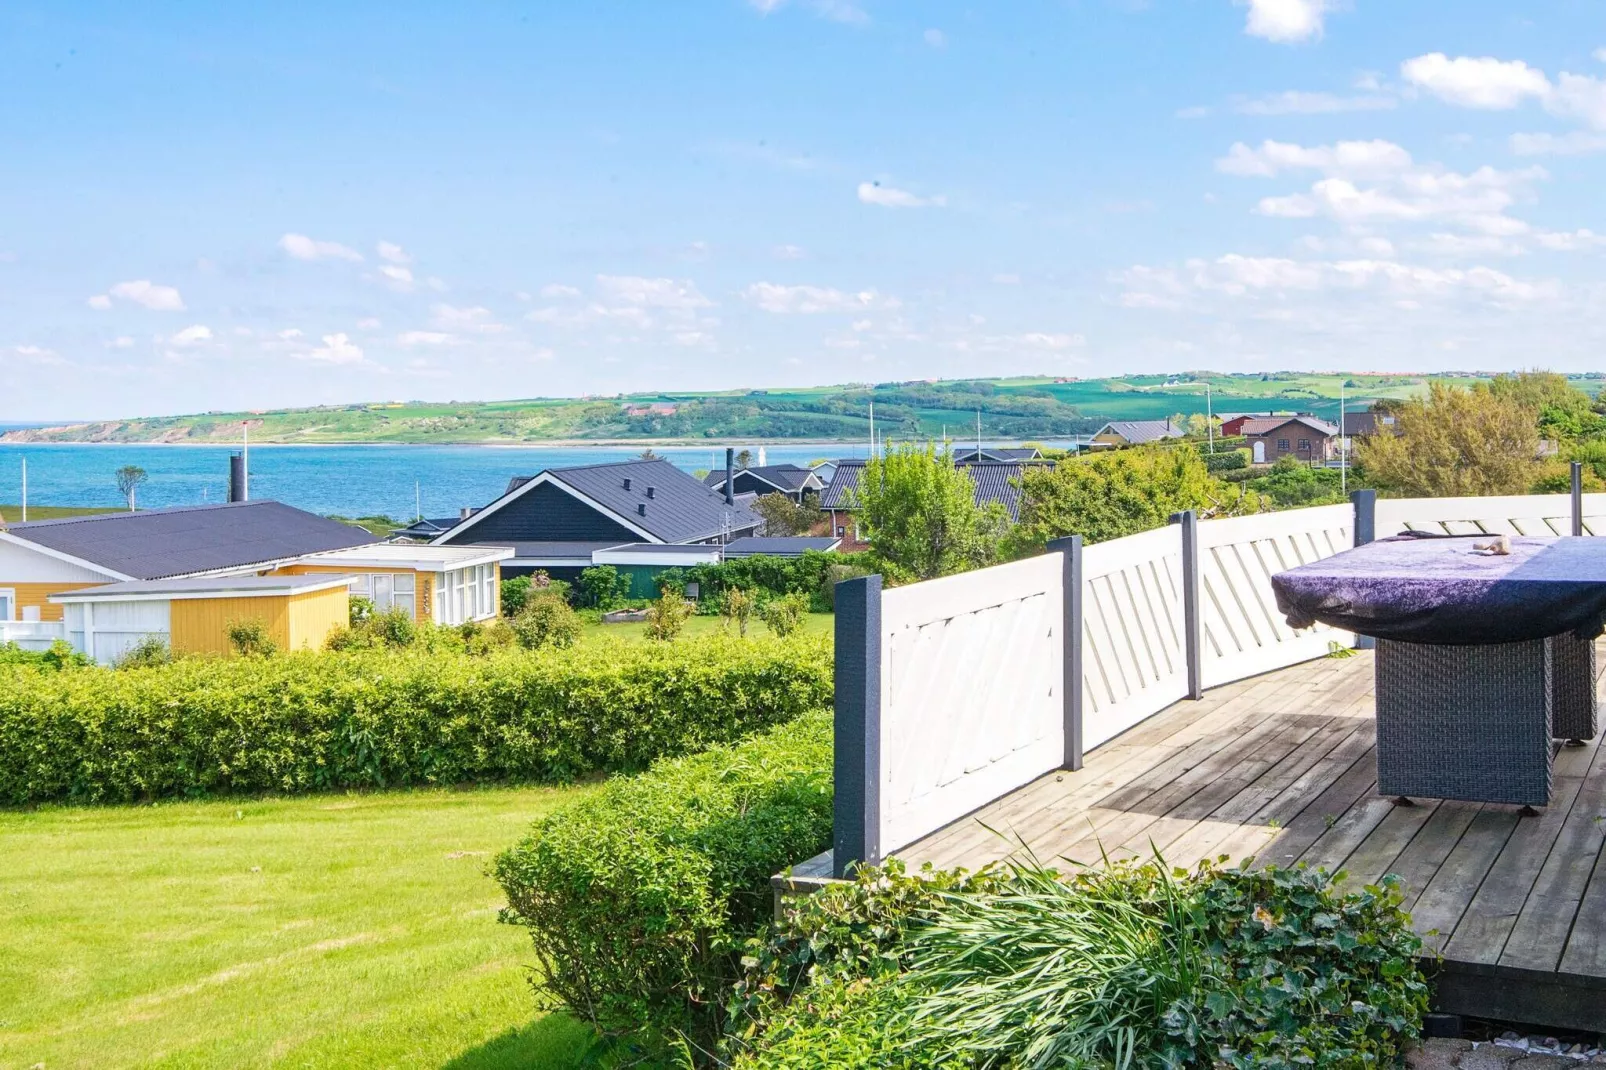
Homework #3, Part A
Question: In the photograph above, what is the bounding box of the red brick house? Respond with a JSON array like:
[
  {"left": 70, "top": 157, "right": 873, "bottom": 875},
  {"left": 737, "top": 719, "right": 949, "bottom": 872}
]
[{"left": 1242, "top": 415, "right": 1339, "bottom": 464}]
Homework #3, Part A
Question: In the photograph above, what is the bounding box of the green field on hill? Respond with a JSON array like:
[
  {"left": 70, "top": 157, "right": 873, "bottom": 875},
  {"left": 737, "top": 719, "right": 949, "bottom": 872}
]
[{"left": 5, "top": 371, "right": 1600, "bottom": 446}]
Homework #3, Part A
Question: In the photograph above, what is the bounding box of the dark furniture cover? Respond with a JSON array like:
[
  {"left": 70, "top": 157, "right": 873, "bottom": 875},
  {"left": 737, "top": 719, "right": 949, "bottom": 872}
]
[{"left": 1271, "top": 535, "right": 1606, "bottom": 645}]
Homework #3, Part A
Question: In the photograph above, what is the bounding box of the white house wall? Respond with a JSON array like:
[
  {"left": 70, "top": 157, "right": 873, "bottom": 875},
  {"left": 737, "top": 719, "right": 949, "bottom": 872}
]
[{"left": 0, "top": 538, "right": 117, "bottom": 583}]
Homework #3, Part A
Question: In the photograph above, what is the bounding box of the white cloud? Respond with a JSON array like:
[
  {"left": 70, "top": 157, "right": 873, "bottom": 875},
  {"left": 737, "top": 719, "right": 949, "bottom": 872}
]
[
  {"left": 1012, "top": 332, "right": 1085, "bottom": 350},
  {"left": 1533, "top": 229, "right": 1606, "bottom": 251},
  {"left": 277, "top": 328, "right": 303, "bottom": 340},
  {"left": 1510, "top": 130, "right": 1606, "bottom": 155},
  {"left": 1401, "top": 53, "right": 1551, "bottom": 109},
  {"left": 773, "top": 244, "right": 807, "bottom": 260},
  {"left": 278, "top": 233, "right": 364, "bottom": 262},
  {"left": 1550, "top": 71, "right": 1606, "bottom": 129},
  {"left": 857, "top": 181, "right": 945, "bottom": 208},
  {"left": 303, "top": 332, "right": 364, "bottom": 364},
  {"left": 1216, "top": 139, "right": 1413, "bottom": 178},
  {"left": 1237, "top": 0, "right": 1329, "bottom": 43},
  {"left": 376, "top": 241, "right": 412, "bottom": 264},
  {"left": 742, "top": 282, "right": 899, "bottom": 313},
  {"left": 748, "top": 0, "right": 785, "bottom": 11},
  {"left": 595, "top": 275, "right": 713, "bottom": 309},
  {"left": 356, "top": 317, "right": 382, "bottom": 330},
  {"left": 924, "top": 28, "right": 946, "bottom": 48},
  {"left": 432, "top": 303, "right": 507, "bottom": 333},
  {"left": 747, "top": 0, "right": 867, "bottom": 23},
  {"left": 91, "top": 280, "right": 186, "bottom": 311},
  {"left": 1235, "top": 90, "right": 1397, "bottom": 115},
  {"left": 110, "top": 336, "right": 135, "bottom": 349},
  {"left": 169, "top": 324, "right": 213, "bottom": 346},
  {"left": 541, "top": 283, "right": 583, "bottom": 298},
  {"left": 397, "top": 330, "right": 459, "bottom": 346},
  {"left": 13, "top": 345, "right": 65, "bottom": 365},
  {"left": 379, "top": 264, "right": 415, "bottom": 289}
]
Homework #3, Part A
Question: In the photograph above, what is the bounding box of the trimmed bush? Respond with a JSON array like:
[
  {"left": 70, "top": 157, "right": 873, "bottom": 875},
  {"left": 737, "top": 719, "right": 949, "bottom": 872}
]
[
  {"left": 0, "top": 640, "right": 89, "bottom": 672},
  {"left": 0, "top": 634, "right": 832, "bottom": 805},
  {"left": 577, "top": 565, "right": 631, "bottom": 610},
  {"left": 687, "top": 550, "right": 874, "bottom": 613},
  {"left": 511, "top": 595, "right": 582, "bottom": 650},
  {"left": 759, "top": 592, "right": 809, "bottom": 638},
  {"left": 495, "top": 708, "right": 834, "bottom": 1056}
]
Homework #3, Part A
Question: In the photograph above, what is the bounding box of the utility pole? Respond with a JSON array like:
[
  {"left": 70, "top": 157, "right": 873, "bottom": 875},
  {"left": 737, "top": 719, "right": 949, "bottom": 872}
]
[
  {"left": 20, "top": 456, "right": 26, "bottom": 522},
  {"left": 1205, "top": 382, "right": 1214, "bottom": 455},
  {"left": 869, "top": 401, "right": 876, "bottom": 456},
  {"left": 242, "top": 421, "right": 250, "bottom": 501},
  {"left": 976, "top": 408, "right": 982, "bottom": 457},
  {"left": 1339, "top": 382, "right": 1347, "bottom": 495}
]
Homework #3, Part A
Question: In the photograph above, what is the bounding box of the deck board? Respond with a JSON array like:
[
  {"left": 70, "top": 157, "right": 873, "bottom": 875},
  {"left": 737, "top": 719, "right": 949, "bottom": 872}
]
[{"left": 888, "top": 647, "right": 1606, "bottom": 1031}]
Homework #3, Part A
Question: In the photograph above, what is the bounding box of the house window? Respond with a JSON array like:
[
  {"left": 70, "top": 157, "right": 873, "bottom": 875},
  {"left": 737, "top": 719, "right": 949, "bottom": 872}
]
[
  {"left": 1297, "top": 438, "right": 1311, "bottom": 452},
  {"left": 0, "top": 588, "right": 13, "bottom": 622},
  {"left": 346, "top": 572, "right": 417, "bottom": 617},
  {"left": 1277, "top": 438, "right": 1290, "bottom": 451}
]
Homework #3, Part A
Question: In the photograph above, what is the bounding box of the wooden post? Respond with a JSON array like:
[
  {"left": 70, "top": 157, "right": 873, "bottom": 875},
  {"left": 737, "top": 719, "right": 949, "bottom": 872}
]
[
  {"left": 1049, "top": 535, "right": 1084, "bottom": 771},
  {"left": 1170, "top": 511, "right": 1203, "bottom": 700},
  {"left": 1572, "top": 461, "right": 1584, "bottom": 537},
  {"left": 833, "top": 575, "right": 882, "bottom": 878},
  {"left": 1351, "top": 489, "right": 1376, "bottom": 650}
]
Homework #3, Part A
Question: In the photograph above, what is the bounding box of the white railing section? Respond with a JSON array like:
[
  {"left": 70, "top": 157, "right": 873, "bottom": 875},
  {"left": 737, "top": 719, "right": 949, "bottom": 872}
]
[
  {"left": 1197, "top": 504, "right": 1354, "bottom": 689},
  {"left": 1080, "top": 525, "right": 1187, "bottom": 751},
  {"left": 877, "top": 554, "right": 1064, "bottom": 856},
  {"left": 0, "top": 620, "right": 68, "bottom": 651},
  {"left": 832, "top": 473, "right": 1606, "bottom": 875}
]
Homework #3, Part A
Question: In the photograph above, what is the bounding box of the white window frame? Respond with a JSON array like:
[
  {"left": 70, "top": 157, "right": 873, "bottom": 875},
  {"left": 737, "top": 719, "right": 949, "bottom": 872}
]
[{"left": 0, "top": 588, "right": 14, "bottom": 622}]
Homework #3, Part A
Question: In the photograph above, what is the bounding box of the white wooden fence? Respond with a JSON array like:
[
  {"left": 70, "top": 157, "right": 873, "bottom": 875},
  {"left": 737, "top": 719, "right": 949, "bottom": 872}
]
[{"left": 832, "top": 479, "right": 1606, "bottom": 874}]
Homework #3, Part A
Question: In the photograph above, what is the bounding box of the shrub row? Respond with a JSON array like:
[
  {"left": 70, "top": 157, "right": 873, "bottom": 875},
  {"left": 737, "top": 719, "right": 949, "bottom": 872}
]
[
  {"left": 494, "top": 708, "right": 834, "bottom": 1056},
  {"left": 681, "top": 550, "right": 874, "bottom": 612},
  {"left": 0, "top": 635, "right": 832, "bottom": 805}
]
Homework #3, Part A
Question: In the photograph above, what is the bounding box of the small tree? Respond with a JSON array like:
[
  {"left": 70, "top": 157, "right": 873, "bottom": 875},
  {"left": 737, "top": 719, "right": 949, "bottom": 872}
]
[
  {"left": 500, "top": 576, "right": 533, "bottom": 618},
  {"left": 735, "top": 448, "right": 754, "bottom": 470},
  {"left": 115, "top": 465, "right": 148, "bottom": 511},
  {"left": 644, "top": 594, "right": 694, "bottom": 641},
  {"left": 750, "top": 492, "right": 817, "bottom": 537},
  {"left": 854, "top": 441, "right": 1010, "bottom": 580},
  {"left": 225, "top": 618, "right": 277, "bottom": 657},
  {"left": 721, "top": 587, "right": 756, "bottom": 637},
  {"left": 1357, "top": 381, "right": 1542, "bottom": 497},
  {"left": 578, "top": 565, "right": 631, "bottom": 610},
  {"left": 512, "top": 595, "right": 582, "bottom": 650},
  {"left": 759, "top": 592, "right": 809, "bottom": 638}
]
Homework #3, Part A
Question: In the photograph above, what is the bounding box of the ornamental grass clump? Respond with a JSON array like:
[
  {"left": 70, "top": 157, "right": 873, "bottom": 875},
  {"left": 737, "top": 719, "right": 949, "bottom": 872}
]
[{"left": 731, "top": 855, "right": 1427, "bottom": 1070}]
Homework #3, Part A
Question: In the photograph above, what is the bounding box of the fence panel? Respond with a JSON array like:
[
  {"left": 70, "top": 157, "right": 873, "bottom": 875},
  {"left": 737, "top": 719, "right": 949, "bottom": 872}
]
[
  {"left": 1080, "top": 525, "right": 1188, "bottom": 751},
  {"left": 878, "top": 553, "right": 1064, "bottom": 854},
  {"left": 1375, "top": 494, "right": 1575, "bottom": 537},
  {"left": 1196, "top": 504, "right": 1354, "bottom": 689}
]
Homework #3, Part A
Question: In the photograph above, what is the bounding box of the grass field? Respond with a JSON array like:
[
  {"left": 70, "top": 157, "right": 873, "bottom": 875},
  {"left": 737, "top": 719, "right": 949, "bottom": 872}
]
[
  {"left": 0, "top": 503, "right": 122, "bottom": 522},
  {"left": 0, "top": 787, "right": 603, "bottom": 1069},
  {"left": 578, "top": 611, "right": 834, "bottom": 644}
]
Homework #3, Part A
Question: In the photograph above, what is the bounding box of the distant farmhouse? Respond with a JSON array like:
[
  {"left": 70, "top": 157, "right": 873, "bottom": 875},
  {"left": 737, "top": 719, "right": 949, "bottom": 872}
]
[{"left": 1240, "top": 415, "right": 1340, "bottom": 464}]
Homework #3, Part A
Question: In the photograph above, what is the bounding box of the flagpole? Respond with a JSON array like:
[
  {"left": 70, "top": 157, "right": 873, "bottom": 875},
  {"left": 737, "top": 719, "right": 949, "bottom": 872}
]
[
  {"left": 242, "top": 422, "right": 250, "bottom": 501},
  {"left": 1339, "top": 382, "right": 1347, "bottom": 495},
  {"left": 20, "top": 456, "right": 26, "bottom": 522}
]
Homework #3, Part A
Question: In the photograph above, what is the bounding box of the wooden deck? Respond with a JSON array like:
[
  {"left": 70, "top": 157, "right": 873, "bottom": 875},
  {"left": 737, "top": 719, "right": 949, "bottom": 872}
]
[{"left": 789, "top": 650, "right": 1606, "bottom": 1031}]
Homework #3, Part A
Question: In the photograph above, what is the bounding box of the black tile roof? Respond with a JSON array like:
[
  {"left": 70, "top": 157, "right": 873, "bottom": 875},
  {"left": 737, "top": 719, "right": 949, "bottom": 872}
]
[
  {"left": 723, "top": 536, "right": 842, "bottom": 558},
  {"left": 4, "top": 501, "right": 376, "bottom": 580},
  {"left": 819, "top": 459, "right": 1026, "bottom": 520},
  {"left": 704, "top": 464, "right": 819, "bottom": 494},
  {"left": 459, "top": 459, "right": 761, "bottom": 545},
  {"left": 953, "top": 447, "right": 1042, "bottom": 463}
]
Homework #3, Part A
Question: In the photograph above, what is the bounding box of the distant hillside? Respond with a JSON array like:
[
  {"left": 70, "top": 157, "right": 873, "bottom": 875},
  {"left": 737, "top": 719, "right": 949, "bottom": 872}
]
[{"left": 4, "top": 372, "right": 1593, "bottom": 446}]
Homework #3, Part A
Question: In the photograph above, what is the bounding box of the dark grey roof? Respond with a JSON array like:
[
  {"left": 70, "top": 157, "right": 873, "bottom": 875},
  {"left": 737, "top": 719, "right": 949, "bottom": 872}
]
[
  {"left": 450, "top": 459, "right": 761, "bottom": 545},
  {"left": 723, "top": 536, "right": 842, "bottom": 558},
  {"left": 819, "top": 459, "right": 1025, "bottom": 520},
  {"left": 818, "top": 460, "right": 865, "bottom": 510},
  {"left": 1097, "top": 420, "right": 1183, "bottom": 444},
  {"left": 53, "top": 574, "right": 354, "bottom": 599},
  {"left": 5, "top": 501, "right": 375, "bottom": 580},
  {"left": 705, "top": 464, "right": 820, "bottom": 494},
  {"left": 599, "top": 542, "right": 724, "bottom": 556},
  {"left": 953, "top": 447, "right": 1042, "bottom": 463},
  {"left": 961, "top": 463, "right": 1026, "bottom": 521},
  {"left": 393, "top": 517, "right": 458, "bottom": 538},
  {"left": 1343, "top": 412, "right": 1398, "bottom": 435},
  {"left": 474, "top": 540, "right": 621, "bottom": 560}
]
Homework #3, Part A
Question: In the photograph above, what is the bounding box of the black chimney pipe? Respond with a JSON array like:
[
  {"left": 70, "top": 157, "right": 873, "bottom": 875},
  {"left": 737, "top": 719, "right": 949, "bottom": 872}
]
[
  {"left": 228, "top": 453, "right": 246, "bottom": 503},
  {"left": 724, "top": 448, "right": 735, "bottom": 505}
]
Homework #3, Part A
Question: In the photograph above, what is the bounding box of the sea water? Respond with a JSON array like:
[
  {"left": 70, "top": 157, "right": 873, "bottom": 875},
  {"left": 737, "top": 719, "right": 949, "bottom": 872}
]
[{"left": 0, "top": 442, "right": 861, "bottom": 519}]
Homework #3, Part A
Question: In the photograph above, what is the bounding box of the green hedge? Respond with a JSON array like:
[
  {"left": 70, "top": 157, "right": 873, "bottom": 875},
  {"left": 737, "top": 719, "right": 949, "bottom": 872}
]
[
  {"left": 0, "top": 635, "right": 832, "bottom": 805},
  {"left": 494, "top": 708, "right": 834, "bottom": 1055},
  {"left": 684, "top": 550, "right": 873, "bottom": 612}
]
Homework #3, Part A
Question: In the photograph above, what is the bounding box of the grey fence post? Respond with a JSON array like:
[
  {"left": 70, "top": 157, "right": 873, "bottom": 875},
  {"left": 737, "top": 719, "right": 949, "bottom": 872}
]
[
  {"left": 1049, "top": 535, "right": 1084, "bottom": 771},
  {"left": 1351, "top": 489, "right": 1376, "bottom": 650},
  {"left": 1169, "top": 510, "right": 1203, "bottom": 700},
  {"left": 1572, "top": 461, "right": 1584, "bottom": 537},
  {"left": 833, "top": 575, "right": 882, "bottom": 879}
]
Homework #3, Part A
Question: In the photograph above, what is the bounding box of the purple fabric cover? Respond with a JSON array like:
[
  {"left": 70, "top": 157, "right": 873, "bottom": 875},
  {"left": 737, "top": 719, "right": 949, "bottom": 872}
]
[{"left": 1272, "top": 535, "right": 1606, "bottom": 645}]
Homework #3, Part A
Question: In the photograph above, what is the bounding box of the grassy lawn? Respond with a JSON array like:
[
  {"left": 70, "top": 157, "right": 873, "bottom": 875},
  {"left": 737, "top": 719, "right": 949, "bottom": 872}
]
[
  {"left": 0, "top": 787, "right": 602, "bottom": 1069},
  {"left": 579, "top": 611, "right": 834, "bottom": 644},
  {"left": 0, "top": 503, "right": 123, "bottom": 522}
]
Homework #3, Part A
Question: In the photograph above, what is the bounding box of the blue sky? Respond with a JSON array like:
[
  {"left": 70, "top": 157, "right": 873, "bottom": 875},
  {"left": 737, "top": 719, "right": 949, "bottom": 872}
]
[{"left": 3, "top": 1, "right": 1605, "bottom": 421}]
